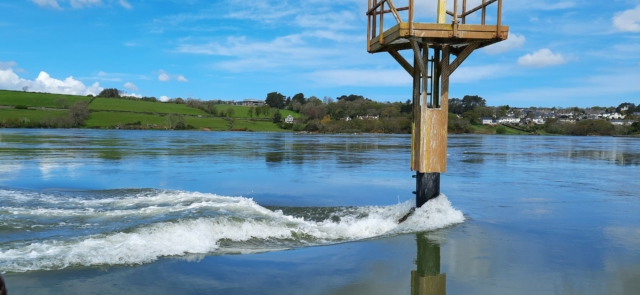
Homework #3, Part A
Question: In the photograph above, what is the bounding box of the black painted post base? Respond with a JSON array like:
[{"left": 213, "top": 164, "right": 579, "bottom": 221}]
[{"left": 416, "top": 172, "right": 440, "bottom": 208}]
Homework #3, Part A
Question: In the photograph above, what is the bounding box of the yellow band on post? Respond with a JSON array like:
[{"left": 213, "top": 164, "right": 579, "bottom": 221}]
[{"left": 437, "top": 0, "right": 447, "bottom": 24}]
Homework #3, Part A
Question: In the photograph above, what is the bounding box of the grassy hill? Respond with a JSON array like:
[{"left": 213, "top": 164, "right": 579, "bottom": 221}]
[
  {"left": 0, "top": 90, "right": 297, "bottom": 131},
  {"left": 89, "top": 98, "right": 210, "bottom": 116},
  {"left": 0, "top": 90, "right": 91, "bottom": 108}
]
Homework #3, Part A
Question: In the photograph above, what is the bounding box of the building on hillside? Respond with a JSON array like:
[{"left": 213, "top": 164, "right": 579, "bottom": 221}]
[
  {"left": 610, "top": 120, "right": 636, "bottom": 126},
  {"left": 498, "top": 116, "right": 520, "bottom": 124},
  {"left": 481, "top": 117, "right": 496, "bottom": 125},
  {"left": 284, "top": 114, "right": 294, "bottom": 124},
  {"left": 601, "top": 112, "right": 624, "bottom": 120},
  {"left": 242, "top": 99, "right": 265, "bottom": 106},
  {"left": 532, "top": 117, "right": 545, "bottom": 125},
  {"left": 357, "top": 115, "right": 379, "bottom": 120}
]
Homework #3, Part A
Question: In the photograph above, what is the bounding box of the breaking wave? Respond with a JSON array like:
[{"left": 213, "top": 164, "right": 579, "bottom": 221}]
[{"left": 0, "top": 189, "right": 464, "bottom": 273}]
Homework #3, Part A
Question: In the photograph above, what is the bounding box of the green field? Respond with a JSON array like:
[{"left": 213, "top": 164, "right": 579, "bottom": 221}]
[
  {"left": 85, "top": 112, "right": 285, "bottom": 131},
  {"left": 0, "top": 90, "right": 91, "bottom": 108},
  {"left": 0, "top": 108, "right": 68, "bottom": 121},
  {"left": 89, "top": 98, "right": 210, "bottom": 116},
  {"left": 0, "top": 89, "right": 299, "bottom": 131}
]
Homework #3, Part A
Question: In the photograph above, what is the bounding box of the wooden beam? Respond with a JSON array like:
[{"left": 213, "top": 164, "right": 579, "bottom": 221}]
[
  {"left": 410, "top": 40, "right": 426, "bottom": 77},
  {"left": 388, "top": 50, "right": 414, "bottom": 77},
  {"left": 366, "top": 0, "right": 387, "bottom": 15},
  {"left": 447, "top": 41, "right": 479, "bottom": 74},
  {"left": 463, "top": 0, "right": 497, "bottom": 17},
  {"left": 386, "top": 0, "right": 403, "bottom": 24}
]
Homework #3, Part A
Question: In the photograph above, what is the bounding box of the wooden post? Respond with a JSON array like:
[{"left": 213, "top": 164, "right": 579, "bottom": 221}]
[
  {"left": 364, "top": 0, "right": 508, "bottom": 210},
  {"left": 437, "top": 0, "right": 447, "bottom": 24}
]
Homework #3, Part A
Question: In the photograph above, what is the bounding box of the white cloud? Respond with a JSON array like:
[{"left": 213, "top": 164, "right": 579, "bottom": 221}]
[
  {"left": 157, "top": 70, "right": 188, "bottom": 82},
  {"left": 613, "top": 5, "right": 640, "bottom": 32},
  {"left": 508, "top": 1, "right": 575, "bottom": 11},
  {"left": 78, "top": 71, "right": 152, "bottom": 82},
  {"left": 491, "top": 70, "right": 640, "bottom": 106},
  {"left": 158, "top": 71, "right": 170, "bottom": 82},
  {"left": 31, "top": 0, "right": 61, "bottom": 9},
  {"left": 224, "top": 0, "right": 298, "bottom": 23},
  {"left": 451, "top": 64, "right": 511, "bottom": 83},
  {"left": 0, "top": 61, "right": 18, "bottom": 70},
  {"left": 119, "top": 0, "right": 132, "bottom": 9},
  {"left": 0, "top": 68, "right": 103, "bottom": 96},
  {"left": 177, "top": 35, "right": 345, "bottom": 72},
  {"left": 518, "top": 49, "right": 567, "bottom": 68},
  {"left": 124, "top": 82, "right": 138, "bottom": 91},
  {"left": 483, "top": 33, "right": 526, "bottom": 54},
  {"left": 309, "top": 69, "right": 411, "bottom": 87},
  {"left": 69, "top": 0, "right": 102, "bottom": 9},
  {"left": 159, "top": 95, "right": 170, "bottom": 102},
  {"left": 121, "top": 92, "right": 142, "bottom": 98},
  {"left": 294, "top": 11, "right": 358, "bottom": 31}
]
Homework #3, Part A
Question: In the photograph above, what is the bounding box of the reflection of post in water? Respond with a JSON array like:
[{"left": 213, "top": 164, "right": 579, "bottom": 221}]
[
  {"left": 0, "top": 273, "right": 7, "bottom": 295},
  {"left": 412, "top": 233, "right": 445, "bottom": 295}
]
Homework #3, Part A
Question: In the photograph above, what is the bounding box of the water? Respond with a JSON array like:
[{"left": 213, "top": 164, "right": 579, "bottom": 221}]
[{"left": 0, "top": 130, "right": 639, "bottom": 294}]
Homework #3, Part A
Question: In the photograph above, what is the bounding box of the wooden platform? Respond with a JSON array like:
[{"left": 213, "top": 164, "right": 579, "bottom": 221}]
[{"left": 368, "top": 22, "right": 509, "bottom": 54}]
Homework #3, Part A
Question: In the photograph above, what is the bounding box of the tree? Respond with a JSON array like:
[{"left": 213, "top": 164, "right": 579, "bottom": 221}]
[
  {"left": 203, "top": 101, "right": 217, "bottom": 115},
  {"left": 449, "top": 98, "right": 464, "bottom": 114},
  {"left": 260, "top": 105, "right": 272, "bottom": 117},
  {"left": 616, "top": 102, "right": 636, "bottom": 116},
  {"left": 292, "top": 93, "right": 305, "bottom": 105},
  {"left": 462, "top": 109, "right": 481, "bottom": 125},
  {"left": 167, "top": 113, "right": 185, "bottom": 129},
  {"left": 97, "top": 88, "right": 120, "bottom": 98},
  {"left": 22, "top": 86, "right": 28, "bottom": 92},
  {"left": 225, "top": 118, "right": 235, "bottom": 130},
  {"left": 255, "top": 106, "right": 262, "bottom": 117},
  {"left": 226, "top": 107, "right": 235, "bottom": 117},
  {"left": 336, "top": 94, "right": 365, "bottom": 102},
  {"left": 68, "top": 101, "right": 91, "bottom": 126},
  {"left": 496, "top": 105, "right": 509, "bottom": 118},
  {"left": 461, "top": 95, "right": 486, "bottom": 113},
  {"left": 265, "top": 92, "right": 286, "bottom": 109},
  {"left": 381, "top": 106, "right": 399, "bottom": 118},
  {"left": 54, "top": 98, "right": 71, "bottom": 109},
  {"left": 273, "top": 110, "right": 282, "bottom": 123},
  {"left": 248, "top": 107, "right": 254, "bottom": 118}
]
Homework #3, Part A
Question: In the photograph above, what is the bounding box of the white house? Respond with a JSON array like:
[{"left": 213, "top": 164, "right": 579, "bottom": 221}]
[
  {"left": 242, "top": 99, "right": 265, "bottom": 106},
  {"left": 601, "top": 112, "right": 624, "bottom": 120},
  {"left": 532, "top": 117, "right": 545, "bottom": 125},
  {"left": 610, "top": 120, "right": 635, "bottom": 126},
  {"left": 481, "top": 117, "right": 496, "bottom": 125},
  {"left": 498, "top": 116, "right": 520, "bottom": 124},
  {"left": 284, "top": 114, "right": 294, "bottom": 124}
]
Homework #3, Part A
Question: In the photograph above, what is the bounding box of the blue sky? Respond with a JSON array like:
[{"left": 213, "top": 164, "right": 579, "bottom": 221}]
[{"left": 0, "top": 0, "right": 639, "bottom": 107}]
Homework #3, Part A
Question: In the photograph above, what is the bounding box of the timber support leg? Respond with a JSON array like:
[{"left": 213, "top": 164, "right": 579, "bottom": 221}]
[{"left": 416, "top": 172, "right": 440, "bottom": 208}]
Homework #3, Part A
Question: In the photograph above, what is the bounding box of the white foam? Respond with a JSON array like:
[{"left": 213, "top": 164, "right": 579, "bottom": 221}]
[{"left": 0, "top": 192, "right": 464, "bottom": 273}]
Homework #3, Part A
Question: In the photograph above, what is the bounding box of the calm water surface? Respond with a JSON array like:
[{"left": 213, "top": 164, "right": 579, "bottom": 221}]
[{"left": 0, "top": 130, "right": 639, "bottom": 294}]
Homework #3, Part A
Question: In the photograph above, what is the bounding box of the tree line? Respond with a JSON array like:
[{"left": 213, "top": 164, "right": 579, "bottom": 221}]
[{"left": 263, "top": 91, "right": 413, "bottom": 133}]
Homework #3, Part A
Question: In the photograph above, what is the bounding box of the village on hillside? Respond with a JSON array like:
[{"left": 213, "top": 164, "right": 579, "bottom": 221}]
[{"left": 475, "top": 106, "right": 639, "bottom": 127}]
